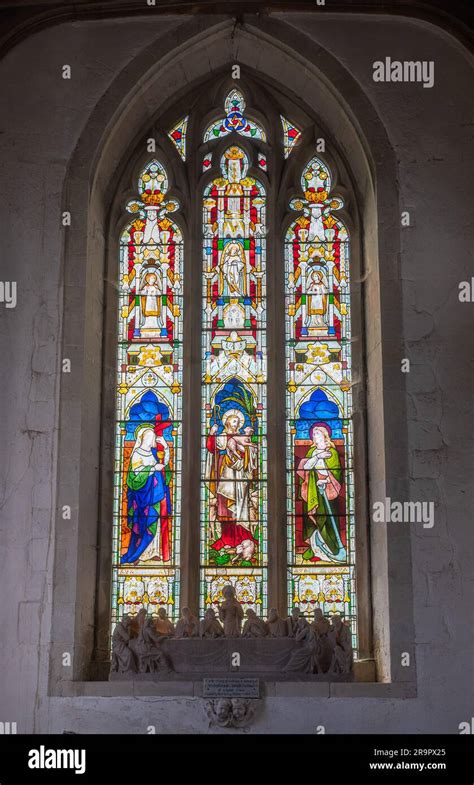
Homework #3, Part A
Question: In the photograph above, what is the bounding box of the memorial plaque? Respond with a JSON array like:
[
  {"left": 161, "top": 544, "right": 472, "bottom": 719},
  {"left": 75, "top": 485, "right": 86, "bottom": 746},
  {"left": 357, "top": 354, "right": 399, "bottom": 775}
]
[{"left": 203, "top": 678, "right": 260, "bottom": 698}]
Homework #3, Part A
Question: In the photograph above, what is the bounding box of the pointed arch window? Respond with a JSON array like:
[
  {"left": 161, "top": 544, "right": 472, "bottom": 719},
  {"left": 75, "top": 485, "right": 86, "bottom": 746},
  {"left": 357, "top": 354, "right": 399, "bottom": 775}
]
[
  {"left": 201, "top": 144, "right": 268, "bottom": 617},
  {"left": 110, "top": 85, "right": 360, "bottom": 653},
  {"left": 112, "top": 160, "right": 183, "bottom": 627},
  {"left": 285, "top": 158, "right": 356, "bottom": 641}
]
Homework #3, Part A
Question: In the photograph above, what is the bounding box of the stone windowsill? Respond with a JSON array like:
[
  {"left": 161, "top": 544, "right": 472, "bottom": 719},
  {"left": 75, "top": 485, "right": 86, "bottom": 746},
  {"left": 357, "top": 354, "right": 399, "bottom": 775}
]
[
  {"left": 53, "top": 681, "right": 416, "bottom": 698},
  {"left": 51, "top": 658, "right": 416, "bottom": 698}
]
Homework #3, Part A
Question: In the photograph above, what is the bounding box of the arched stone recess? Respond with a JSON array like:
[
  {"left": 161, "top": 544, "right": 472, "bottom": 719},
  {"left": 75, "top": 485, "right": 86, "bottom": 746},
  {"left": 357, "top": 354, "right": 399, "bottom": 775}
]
[{"left": 52, "top": 15, "right": 413, "bottom": 692}]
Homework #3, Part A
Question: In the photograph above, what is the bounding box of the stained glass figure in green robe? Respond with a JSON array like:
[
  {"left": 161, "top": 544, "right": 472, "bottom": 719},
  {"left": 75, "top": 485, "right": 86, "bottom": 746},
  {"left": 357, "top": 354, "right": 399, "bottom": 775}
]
[{"left": 296, "top": 423, "right": 347, "bottom": 563}]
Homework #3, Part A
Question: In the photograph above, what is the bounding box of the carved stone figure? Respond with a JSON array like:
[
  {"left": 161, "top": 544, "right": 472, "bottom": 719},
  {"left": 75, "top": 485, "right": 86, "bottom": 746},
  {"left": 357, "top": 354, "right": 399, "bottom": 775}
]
[
  {"left": 199, "top": 608, "right": 224, "bottom": 639},
  {"left": 283, "top": 609, "right": 354, "bottom": 675},
  {"left": 175, "top": 607, "right": 199, "bottom": 638},
  {"left": 328, "top": 614, "right": 353, "bottom": 675},
  {"left": 206, "top": 698, "right": 232, "bottom": 727},
  {"left": 267, "top": 608, "right": 289, "bottom": 638},
  {"left": 111, "top": 615, "right": 136, "bottom": 673},
  {"left": 140, "top": 617, "right": 173, "bottom": 673},
  {"left": 309, "top": 608, "right": 333, "bottom": 674},
  {"left": 310, "top": 607, "right": 330, "bottom": 637},
  {"left": 287, "top": 606, "right": 300, "bottom": 637},
  {"left": 218, "top": 584, "right": 244, "bottom": 637},
  {"left": 230, "top": 698, "right": 255, "bottom": 728},
  {"left": 128, "top": 610, "right": 172, "bottom": 673},
  {"left": 205, "top": 698, "right": 256, "bottom": 728},
  {"left": 130, "top": 607, "right": 148, "bottom": 637},
  {"left": 287, "top": 606, "right": 309, "bottom": 638},
  {"left": 284, "top": 625, "right": 316, "bottom": 673},
  {"left": 111, "top": 610, "right": 174, "bottom": 675},
  {"left": 128, "top": 617, "right": 145, "bottom": 671},
  {"left": 110, "top": 605, "right": 352, "bottom": 681},
  {"left": 242, "top": 608, "right": 268, "bottom": 638},
  {"left": 129, "top": 609, "right": 153, "bottom": 672},
  {"left": 154, "top": 607, "right": 175, "bottom": 636}
]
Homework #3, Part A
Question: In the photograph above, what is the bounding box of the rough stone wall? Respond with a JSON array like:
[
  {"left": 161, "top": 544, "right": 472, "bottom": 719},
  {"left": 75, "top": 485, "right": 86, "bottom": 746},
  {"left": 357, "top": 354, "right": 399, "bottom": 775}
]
[{"left": 0, "top": 11, "right": 472, "bottom": 733}]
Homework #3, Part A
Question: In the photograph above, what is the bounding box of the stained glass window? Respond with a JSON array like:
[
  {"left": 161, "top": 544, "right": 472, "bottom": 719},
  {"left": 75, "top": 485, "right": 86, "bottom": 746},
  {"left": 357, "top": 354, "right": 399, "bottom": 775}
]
[
  {"left": 111, "top": 160, "right": 183, "bottom": 632},
  {"left": 281, "top": 115, "right": 302, "bottom": 158},
  {"left": 284, "top": 157, "right": 357, "bottom": 646},
  {"left": 204, "top": 89, "right": 266, "bottom": 142},
  {"left": 110, "top": 91, "right": 363, "bottom": 652},
  {"left": 168, "top": 116, "right": 188, "bottom": 161},
  {"left": 200, "top": 145, "right": 268, "bottom": 617},
  {"left": 202, "top": 152, "right": 213, "bottom": 172}
]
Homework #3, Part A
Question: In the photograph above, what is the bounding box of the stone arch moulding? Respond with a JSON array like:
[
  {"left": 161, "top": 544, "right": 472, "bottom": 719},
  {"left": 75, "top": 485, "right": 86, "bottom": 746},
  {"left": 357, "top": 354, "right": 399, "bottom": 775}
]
[
  {"left": 1, "top": 2, "right": 472, "bottom": 59},
  {"left": 51, "top": 15, "right": 415, "bottom": 695}
]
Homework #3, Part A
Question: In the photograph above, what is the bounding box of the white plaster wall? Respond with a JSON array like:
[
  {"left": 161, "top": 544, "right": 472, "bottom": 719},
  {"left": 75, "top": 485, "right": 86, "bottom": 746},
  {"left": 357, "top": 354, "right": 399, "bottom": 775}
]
[{"left": 0, "top": 12, "right": 472, "bottom": 733}]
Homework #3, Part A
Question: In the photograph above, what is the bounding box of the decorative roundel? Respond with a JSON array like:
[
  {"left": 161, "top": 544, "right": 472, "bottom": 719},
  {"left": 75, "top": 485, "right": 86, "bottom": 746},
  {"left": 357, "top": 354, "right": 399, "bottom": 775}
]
[{"left": 224, "top": 111, "right": 246, "bottom": 132}]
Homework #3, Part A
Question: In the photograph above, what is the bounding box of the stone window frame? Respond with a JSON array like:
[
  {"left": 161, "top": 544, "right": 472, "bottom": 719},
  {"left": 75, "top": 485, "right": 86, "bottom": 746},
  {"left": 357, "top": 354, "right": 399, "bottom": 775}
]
[{"left": 50, "top": 17, "right": 416, "bottom": 698}]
